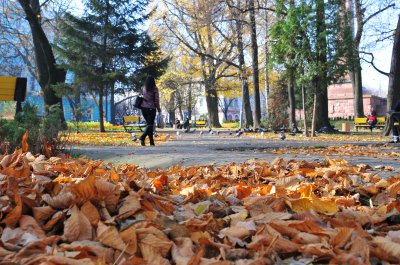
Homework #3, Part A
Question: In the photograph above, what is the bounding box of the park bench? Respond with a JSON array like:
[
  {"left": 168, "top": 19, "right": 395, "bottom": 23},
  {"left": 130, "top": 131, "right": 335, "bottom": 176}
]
[
  {"left": 194, "top": 120, "right": 207, "bottom": 128},
  {"left": 122, "top": 116, "right": 146, "bottom": 132},
  {"left": 354, "top": 117, "right": 386, "bottom": 132},
  {"left": 0, "top": 76, "right": 27, "bottom": 113}
]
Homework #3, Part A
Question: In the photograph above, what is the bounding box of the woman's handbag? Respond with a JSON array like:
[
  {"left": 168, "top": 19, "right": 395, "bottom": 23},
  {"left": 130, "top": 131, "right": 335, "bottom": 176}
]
[{"left": 134, "top": 95, "right": 143, "bottom": 109}]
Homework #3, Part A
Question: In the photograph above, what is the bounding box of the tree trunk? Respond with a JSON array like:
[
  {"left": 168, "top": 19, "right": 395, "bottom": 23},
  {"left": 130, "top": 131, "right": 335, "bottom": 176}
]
[
  {"left": 352, "top": 54, "right": 364, "bottom": 117},
  {"left": 315, "top": 0, "right": 331, "bottom": 130},
  {"left": 236, "top": 16, "right": 253, "bottom": 128},
  {"left": 352, "top": 0, "right": 364, "bottom": 118},
  {"left": 205, "top": 84, "right": 221, "bottom": 128},
  {"left": 302, "top": 84, "right": 309, "bottom": 137},
  {"left": 249, "top": 0, "right": 261, "bottom": 128},
  {"left": 110, "top": 84, "right": 116, "bottom": 124},
  {"left": 264, "top": 11, "right": 270, "bottom": 120},
  {"left": 99, "top": 86, "right": 105, "bottom": 132},
  {"left": 311, "top": 86, "right": 317, "bottom": 137},
  {"left": 17, "top": 0, "right": 65, "bottom": 120},
  {"left": 388, "top": 15, "right": 400, "bottom": 111},
  {"left": 287, "top": 68, "right": 297, "bottom": 131}
]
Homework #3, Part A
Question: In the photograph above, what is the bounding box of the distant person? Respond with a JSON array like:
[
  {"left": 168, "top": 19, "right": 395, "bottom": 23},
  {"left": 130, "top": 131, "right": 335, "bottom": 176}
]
[
  {"left": 175, "top": 119, "right": 181, "bottom": 129},
  {"left": 385, "top": 100, "right": 400, "bottom": 143},
  {"left": 183, "top": 118, "right": 190, "bottom": 129},
  {"left": 139, "top": 76, "right": 161, "bottom": 146},
  {"left": 366, "top": 110, "right": 378, "bottom": 131}
]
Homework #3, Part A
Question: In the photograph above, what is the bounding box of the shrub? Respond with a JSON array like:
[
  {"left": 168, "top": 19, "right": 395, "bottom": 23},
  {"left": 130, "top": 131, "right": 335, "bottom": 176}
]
[{"left": 0, "top": 103, "right": 66, "bottom": 154}]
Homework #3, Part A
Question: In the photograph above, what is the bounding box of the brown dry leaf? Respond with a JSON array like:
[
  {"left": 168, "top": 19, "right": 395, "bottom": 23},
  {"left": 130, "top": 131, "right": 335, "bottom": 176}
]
[
  {"left": 1, "top": 194, "right": 22, "bottom": 227},
  {"left": 139, "top": 233, "right": 173, "bottom": 264},
  {"left": 80, "top": 201, "right": 100, "bottom": 226},
  {"left": 220, "top": 225, "right": 252, "bottom": 239},
  {"left": 43, "top": 211, "right": 66, "bottom": 231},
  {"left": 32, "top": 206, "right": 56, "bottom": 225},
  {"left": 95, "top": 180, "right": 120, "bottom": 212},
  {"left": 40, "top": 256, "right": 97, "bottom": 265},
  {"left": 171, "top": 238, "right": 195, "bottom": 265},
  {"left": 120, "top": 225, "right": 138, "bottom": 255},
  {"left": 118, "top": 193, "right": 141, "bottom": 217},
  {"left": 71, "top": 173, "right": 97, "bottom": 202},
  {"left": 22, "top": 131, "right": 29, "bottom": 153},
  {"left": 388, "top": 181, "right": 400, "bottom": 198},
  {"left": 247, "top": 232, "right": 299, "bottom": 253},
  {"left": 293, "top": 232, "right": 321, "bottom": 244},
  {"left": 330, "top": 227, "right": 354, "bottom": 249},
  {"left": 97, "top": 222, "right": 126, "bottom": 251},
  {"left": 42, "top": 190, "right": 76, "bottom": 209},
  {"left": 64, "top": 205, "right": 93, "bottom": 242},
  {"left": 61, "top": 240, "right": 115, "bottom": 264},
  {"left": 190, "top": 231, "right": 211, "bottom": 244},
  {"left": 373, "top": 236, "right": 400, "bottom": 261},
  {"left": 19, "top": 215, "right": 46, "bottom": 238},
  {"left": 299, "top": 240, "right": 335, "bottom": 258}
]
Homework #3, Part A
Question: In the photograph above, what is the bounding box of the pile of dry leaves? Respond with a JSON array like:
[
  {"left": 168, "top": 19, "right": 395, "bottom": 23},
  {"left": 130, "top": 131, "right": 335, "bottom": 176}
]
[{"left": 1, "top": 149, "right": 400, "bottom": 264}]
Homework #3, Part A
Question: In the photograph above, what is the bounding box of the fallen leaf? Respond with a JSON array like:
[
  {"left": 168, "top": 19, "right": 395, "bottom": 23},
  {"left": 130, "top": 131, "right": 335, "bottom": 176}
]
[{"left": 64, "top": 205, "right": 93, "bottom": 242}]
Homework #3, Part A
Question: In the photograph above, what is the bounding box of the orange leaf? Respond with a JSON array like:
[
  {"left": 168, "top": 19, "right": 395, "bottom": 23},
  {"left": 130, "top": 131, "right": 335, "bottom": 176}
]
[
  {"left": 153, "top": 175, "right": 168, "bottom": 192},
  {"left": 236, "top": 185, "right": 251, "bottom": 199},
  {"left": 22, "top": 131, "right": 29, "bottom": 153},
  {"left": 1, "top": 194, "right": 22, "bottom": 227}
]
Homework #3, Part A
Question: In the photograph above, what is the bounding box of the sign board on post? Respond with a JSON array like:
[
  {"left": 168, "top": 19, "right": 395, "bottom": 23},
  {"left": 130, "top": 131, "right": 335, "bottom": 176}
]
[{"left": 0, "top": 76, "right": 27, "bottom": 102}]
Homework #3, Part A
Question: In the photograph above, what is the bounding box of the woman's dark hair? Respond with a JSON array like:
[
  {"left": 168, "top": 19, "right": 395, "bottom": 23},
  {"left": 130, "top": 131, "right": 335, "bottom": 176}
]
[{"left": 144, "top": 76, "right": 156, "bottom": 91}]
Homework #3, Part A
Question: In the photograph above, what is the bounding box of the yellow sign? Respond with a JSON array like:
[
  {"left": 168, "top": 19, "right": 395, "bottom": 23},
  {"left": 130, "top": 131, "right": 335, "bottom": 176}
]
[{"left": 0, "top": 76, "right": 27, "bottom": 101}]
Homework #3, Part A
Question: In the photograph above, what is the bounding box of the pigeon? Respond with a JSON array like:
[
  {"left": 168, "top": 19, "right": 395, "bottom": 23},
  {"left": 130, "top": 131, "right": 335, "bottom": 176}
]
[
  {"left": 236, "top": 130, "right": 243, "bottom": 137},
  {"left": 289, "top": 131, "right": 296, "bottom": 136},
  {"left": 229, "top": 130, "right": 233, "bottom": 135},
  {"left": 217, "top": 131, "right": 220, "bottom": 135},
  {"left": 165, "top": 134, "right": 170, "bottom": 138},
  {"left": 261, "top": 131, "right": 265, "bottom": 137},
  {"left": 280, "top": 131, "right": 286, "bottom": 140},
  {"left": 153, "top": 131, "right": 159, "bottom": 137},
  {"left": 209, "top": 130, "right": 214, "bottom": 135},
  {"left": 200, "top": 131, "right": 204, "bottom": 136},
  {"left": 176, "top": 131, "right": 180, "bottom": 136},
  {"left": 273, "top": 130, "right": 278, "bottom": 134},
  {"left": 131, "top": 133, "right": 137, "bottom": 142}
]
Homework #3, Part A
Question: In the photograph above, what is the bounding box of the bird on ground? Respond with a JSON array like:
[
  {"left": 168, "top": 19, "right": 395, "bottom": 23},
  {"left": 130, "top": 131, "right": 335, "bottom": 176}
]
[
  {"left": 261, "top": 131, "right": 265, "bottom": 137},
  {"left": 289, "top": 131, "right": 296, "bottom": 136},
  {"left": 131, "top": 133, "right": 137, "bottom": 142},
  {"left": 236, "top": 130, "right": 243, "bottom": 137},
  {"left": 229, "top": 130, "right": 233, "bottom": 135},
  {"left": 166, "top": 134, "right": 170, "bottom": 138},
  {"left": 176, "top": 131, "right": 180, "bottom": 136},
  {"left": 280, "top": 131, "right": 286, "bottom": 140},
  {"left": 153, "top": 131, "right": 159, "bottom": 137},
  {"left": 209, "top": 130, "right": 214, "bottom": 135},
  {"left": 273, "top": 130, "right": 278, "bottom": 134},
  {"left": 199, "top": 131, "right": 204, "bottom": 136},
  {"left": 217, "top": 131, "right": 220, "bottom": 135}
]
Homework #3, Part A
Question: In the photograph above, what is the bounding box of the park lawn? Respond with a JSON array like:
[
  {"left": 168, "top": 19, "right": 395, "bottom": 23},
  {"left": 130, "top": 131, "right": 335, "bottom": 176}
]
[
  {"left": 244, "top": 131, "right": 388, "bottom": 142},
  {"left": 64, "top": 131, "right": 173, "bottom": 146},
  {"left": 1, "top": 149, "right": 400, "bottom": 264}
]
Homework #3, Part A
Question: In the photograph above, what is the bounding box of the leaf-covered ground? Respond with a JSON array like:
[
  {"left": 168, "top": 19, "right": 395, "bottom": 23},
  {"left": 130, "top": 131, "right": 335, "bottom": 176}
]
[
  {"left": 272, "top": 144, "right": 400, "bottom": 158},
  {"left": 65, "top": 132, "right": 173, "bottom": 146},
  {"left": 1, "top": 149, "right": 400, "bottom": 264}
]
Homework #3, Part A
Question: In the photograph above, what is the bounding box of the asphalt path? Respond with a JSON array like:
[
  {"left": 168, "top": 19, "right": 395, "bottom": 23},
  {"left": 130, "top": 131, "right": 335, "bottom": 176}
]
[{"left": 71, "top": 133, "right": 400, "bottom": 178}]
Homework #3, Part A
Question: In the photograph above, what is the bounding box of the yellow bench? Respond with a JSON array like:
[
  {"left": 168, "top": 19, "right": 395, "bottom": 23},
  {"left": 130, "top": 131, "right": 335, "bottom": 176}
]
[
  {"left": 354, "top": 117, "right": 386, "bottom": 132},
  {"left": 0, "top": 76, "right": 27, "bottom": 101},
  {"left": 123, "top": 116, "right": 146, "bottom": 132},
  {"left": 195, "top": 120, "right": 207, "bottom": 128}
]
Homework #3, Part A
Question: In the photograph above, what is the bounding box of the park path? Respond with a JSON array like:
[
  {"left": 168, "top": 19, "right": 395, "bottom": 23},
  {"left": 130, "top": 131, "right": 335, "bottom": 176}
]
[{"left": 72, "top": 133, "right": 400, "bottom": 178}]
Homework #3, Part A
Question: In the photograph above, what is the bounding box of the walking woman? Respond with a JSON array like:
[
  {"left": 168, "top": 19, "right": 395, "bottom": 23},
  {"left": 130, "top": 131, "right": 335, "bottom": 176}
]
[{"left": 139, "top": 76, "right": 161, "bottom": 146}]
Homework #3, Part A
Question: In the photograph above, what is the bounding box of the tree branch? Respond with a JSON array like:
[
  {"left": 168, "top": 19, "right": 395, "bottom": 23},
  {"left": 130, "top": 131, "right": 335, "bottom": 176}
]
[
  {"left": 363, "top": 3, "right": 396, "bottom": 26},
  {"left": 360, "top": 51, "right": 390, "bottom": 76}
]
